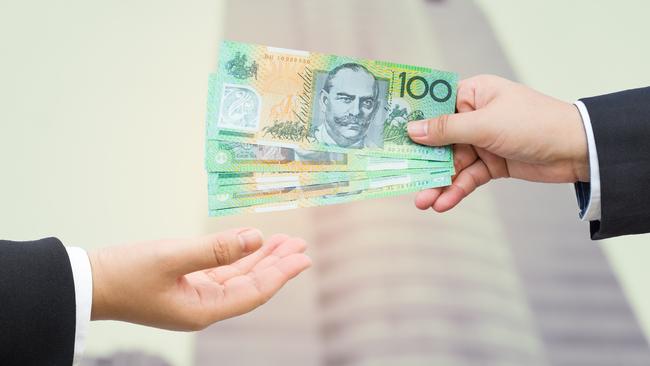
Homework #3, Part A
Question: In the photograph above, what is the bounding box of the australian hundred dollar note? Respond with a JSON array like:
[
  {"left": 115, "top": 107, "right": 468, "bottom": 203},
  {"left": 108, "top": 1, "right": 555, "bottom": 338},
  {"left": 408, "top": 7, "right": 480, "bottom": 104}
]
[
  {"left": 209, "top": 172, "right": 451, "bottom": 216},
  {"left": 207, "top": 169, "right": 451, "bottom": 210},
  {"left": 206, "top": 40, "right": 457, "bottom": 161},
  {"left": 205, "top": 140, "right": 454, "bottom": 173}
]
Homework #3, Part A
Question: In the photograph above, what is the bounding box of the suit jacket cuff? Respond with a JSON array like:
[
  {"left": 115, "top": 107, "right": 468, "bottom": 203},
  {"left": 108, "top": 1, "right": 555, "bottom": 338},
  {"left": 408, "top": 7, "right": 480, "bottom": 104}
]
[
  {"left": 574, "top": 101, "right": 602, "bottom": 221},
  {"left": 65, "top": 247, "right": 93, "bottom": 366},
  {"left": 0, "top": 237, "right": 76, "bottom": 364},
  {"left": 580, "top": 86, "right": 650, "bottom": 239}
]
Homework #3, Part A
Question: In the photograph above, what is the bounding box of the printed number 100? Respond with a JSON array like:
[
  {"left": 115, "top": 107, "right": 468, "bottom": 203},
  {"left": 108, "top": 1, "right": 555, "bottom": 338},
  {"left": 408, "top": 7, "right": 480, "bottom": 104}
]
[{"left": 398, "top": 72, "right": 452, "bottom": 103}]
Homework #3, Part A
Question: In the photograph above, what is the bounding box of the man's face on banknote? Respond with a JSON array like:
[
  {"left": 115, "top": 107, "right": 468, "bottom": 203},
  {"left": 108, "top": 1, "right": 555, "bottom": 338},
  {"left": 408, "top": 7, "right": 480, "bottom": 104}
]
[{"left": 319, "top": 64, "right": 378, "bottom": 147}]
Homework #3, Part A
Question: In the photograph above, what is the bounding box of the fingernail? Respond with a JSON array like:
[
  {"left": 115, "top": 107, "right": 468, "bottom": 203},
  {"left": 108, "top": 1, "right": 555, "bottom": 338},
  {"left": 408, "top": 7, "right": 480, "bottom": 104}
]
[
  {"left": 407, "top": 120, "right": 428, "bottom": 137},
  {"left": 237, "top": 228, "right": 263, "bottom": 251}
]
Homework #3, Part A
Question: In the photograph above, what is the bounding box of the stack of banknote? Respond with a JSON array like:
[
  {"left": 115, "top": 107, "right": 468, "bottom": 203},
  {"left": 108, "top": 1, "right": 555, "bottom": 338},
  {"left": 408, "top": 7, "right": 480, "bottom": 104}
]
[{"left": 205, "top": 40, "right": 457, "bottom": 216}]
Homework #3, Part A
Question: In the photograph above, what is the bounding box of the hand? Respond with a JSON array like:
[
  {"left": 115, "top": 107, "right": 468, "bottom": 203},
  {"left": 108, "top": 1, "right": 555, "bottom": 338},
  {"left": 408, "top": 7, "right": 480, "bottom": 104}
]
[
  {"left": 407, "top": 74, "right": 589, "bottom": 212},
  {"left": 88, "top": 228, "right": 311, "bottom": 331}
]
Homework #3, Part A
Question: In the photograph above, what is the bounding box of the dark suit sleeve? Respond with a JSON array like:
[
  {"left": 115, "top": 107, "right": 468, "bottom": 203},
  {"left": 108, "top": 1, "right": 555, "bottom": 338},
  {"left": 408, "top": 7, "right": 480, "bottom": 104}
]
[
  {"left": 0, "top": 237, "right": 76, "bottom": 365},
  {"left": 579, "top": 87, "right": 650, "bottom": 239}
]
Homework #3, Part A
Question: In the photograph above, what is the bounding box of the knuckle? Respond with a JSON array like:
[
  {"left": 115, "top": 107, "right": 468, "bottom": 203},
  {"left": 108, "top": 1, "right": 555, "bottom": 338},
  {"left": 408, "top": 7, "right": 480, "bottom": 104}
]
[
  {"left": 433, "top": 114, "right": 450, "bottom": 141},
  {"left": 468, "top": 170, "right": 482, "bottom": 191},
  {"left": 477, "top": 74, "right": 500, "bottom": 84},
  {"left": 471, "top": 74, "right": 504, "bottom": 93},
  {"left": 212, "top": 238, "right": 232, "bottom": 266},
  {"left": 453, "top": 156, "right": 462, "bottom": 172}
]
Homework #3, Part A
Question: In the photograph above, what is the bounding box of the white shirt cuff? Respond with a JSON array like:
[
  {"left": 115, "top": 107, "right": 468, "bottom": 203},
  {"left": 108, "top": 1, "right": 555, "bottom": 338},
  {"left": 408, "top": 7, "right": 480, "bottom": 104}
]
[
  {"left": 65, "top": 246, "right": 93, "bottom": 366},
  {"left": 575, "top": 100, "right": 602, "bottom": 221}
]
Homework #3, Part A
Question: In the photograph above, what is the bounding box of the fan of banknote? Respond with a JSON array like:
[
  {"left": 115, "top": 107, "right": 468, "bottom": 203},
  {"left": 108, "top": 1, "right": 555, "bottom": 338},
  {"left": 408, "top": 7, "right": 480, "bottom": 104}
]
[{"left": 205, "top": 40, "right": 457, "bottom": 216}]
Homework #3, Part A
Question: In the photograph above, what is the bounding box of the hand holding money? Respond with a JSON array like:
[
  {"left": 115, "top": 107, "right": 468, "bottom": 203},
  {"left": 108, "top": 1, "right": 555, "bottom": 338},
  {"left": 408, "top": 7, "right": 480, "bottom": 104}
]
[
  {"left": 407, "top": 74, "right": 589, "bottom": 212},
  {"left": 205, "top": 41, "right": 458, "bottom": 215}
]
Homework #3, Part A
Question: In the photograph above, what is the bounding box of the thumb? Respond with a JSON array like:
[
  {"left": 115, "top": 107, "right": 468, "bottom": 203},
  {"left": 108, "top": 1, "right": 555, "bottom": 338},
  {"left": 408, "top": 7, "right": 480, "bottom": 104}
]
[
  {"left": 167, "top": 228, "right": 264, "bottom": 276},
  {"left": 407, "top": 111, "right": 489, "bottom": 147}
]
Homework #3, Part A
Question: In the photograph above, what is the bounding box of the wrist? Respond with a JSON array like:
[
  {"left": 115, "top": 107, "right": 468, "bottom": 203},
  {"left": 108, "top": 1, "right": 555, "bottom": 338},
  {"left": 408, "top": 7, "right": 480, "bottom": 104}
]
[
  {"left": 573, "top": 155, "right": 590, "bottom": 183},
  {"left": 88, "top": 248, "right": 113, "bottom": 321},
  {"left": 568, "top": 103, "right": 590, "bottom": 182}
]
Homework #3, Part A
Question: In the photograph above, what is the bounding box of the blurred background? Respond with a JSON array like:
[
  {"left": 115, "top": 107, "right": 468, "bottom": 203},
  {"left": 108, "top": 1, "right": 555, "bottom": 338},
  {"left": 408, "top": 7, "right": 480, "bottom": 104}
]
[{"left": 2, "top": 0, "right": 650, "bottom": 365}]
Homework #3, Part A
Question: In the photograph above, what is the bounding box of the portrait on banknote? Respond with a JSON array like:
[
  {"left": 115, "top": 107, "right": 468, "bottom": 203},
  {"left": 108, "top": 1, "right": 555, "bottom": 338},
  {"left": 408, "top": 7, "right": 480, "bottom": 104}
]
[{"left": 310, "top": 63, "right": 388, "bottom": 149}]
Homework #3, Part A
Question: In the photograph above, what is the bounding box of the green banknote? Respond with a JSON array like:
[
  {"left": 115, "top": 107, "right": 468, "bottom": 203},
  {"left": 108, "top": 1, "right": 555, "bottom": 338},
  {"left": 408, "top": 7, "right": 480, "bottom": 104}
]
[
  {"left": 205, "top": 140, "right": 453, "bottom": 173},
  {"left": 207, "top": 168, "right": 450, "bottom": 192},
  {"left": 206, "top": 40, "right": 457, "bottom": 161},
  {"left": 208, "top": 173, "right": 451, "bottom": 216},
  {"left": 208, "top": 170, "right": 451, "bottom": 210}
]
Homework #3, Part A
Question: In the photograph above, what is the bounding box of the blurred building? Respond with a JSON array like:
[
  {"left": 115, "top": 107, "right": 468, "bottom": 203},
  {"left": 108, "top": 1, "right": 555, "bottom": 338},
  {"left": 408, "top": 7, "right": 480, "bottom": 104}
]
[
  {"left": 311, "top": 197, "right": 546, "bottom": 366},
  {"left": 198, "top": 1, "right": 650, "bottom": 366}
]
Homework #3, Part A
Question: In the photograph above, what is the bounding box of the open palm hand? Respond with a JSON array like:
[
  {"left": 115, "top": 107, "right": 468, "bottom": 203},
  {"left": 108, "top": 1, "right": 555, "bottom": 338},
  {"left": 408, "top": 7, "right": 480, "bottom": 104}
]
[{"left": 89, "top": 229, "right": 311, "bottom": 331}]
